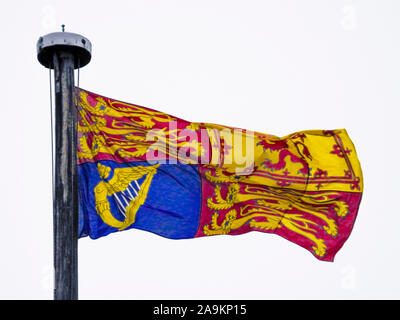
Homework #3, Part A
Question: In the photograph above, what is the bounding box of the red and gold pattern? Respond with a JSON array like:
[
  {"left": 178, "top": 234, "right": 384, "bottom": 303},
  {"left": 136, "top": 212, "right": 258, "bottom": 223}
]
[
  {"left": 197, "top": 128, "right": 363, "bottom": 261},
  {"left": 76, "top": 88, "right": 363, "bottom": 261},
  {"left": 198, "top": 167, "right": 361, "bottom": 261}
]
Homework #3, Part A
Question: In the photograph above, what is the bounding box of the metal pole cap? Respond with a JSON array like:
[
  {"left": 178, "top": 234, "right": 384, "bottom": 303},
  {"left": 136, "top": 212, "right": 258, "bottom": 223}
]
[{"left": 37, "top": 30, "right": 92, "bottom": 69}]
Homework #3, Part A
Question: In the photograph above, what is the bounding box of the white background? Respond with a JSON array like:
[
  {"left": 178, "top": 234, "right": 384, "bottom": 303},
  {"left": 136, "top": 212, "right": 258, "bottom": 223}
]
[{"left": 0, "top": 0, "right": 399, "bottom": 299}]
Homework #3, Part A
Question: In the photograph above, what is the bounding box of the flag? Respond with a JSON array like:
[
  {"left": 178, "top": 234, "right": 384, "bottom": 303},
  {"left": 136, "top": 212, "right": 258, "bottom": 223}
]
[{"left": 76, "top": 88, "right": 363, "bottom": 261}]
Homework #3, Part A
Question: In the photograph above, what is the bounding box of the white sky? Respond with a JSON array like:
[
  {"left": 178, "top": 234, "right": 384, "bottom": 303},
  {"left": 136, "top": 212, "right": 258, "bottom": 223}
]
[{"left": 0, "top": 0, "right": 399, "bottom": 299}]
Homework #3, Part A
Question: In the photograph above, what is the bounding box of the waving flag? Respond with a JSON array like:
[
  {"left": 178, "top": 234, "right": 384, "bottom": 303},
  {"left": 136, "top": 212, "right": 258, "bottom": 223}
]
[{"left": 76, "top": 88, "right": 363, "bottom": 261}]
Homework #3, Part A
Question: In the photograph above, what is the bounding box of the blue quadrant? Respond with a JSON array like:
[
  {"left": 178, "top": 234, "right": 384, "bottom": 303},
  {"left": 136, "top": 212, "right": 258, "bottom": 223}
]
[{"left": 78, "top": 161, "right": 202, "bottom": 240}]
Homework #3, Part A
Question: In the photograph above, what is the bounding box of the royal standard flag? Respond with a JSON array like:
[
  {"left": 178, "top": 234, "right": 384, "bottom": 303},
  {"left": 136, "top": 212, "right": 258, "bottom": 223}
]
[{"left": 76, "top": 88, "right": 363, "bottom": 261}]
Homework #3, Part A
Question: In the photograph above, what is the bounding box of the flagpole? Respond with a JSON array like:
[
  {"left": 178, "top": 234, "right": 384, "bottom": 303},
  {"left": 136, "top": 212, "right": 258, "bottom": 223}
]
[{"left": 37, "top": 27, "right": 92, "bottom": 300}]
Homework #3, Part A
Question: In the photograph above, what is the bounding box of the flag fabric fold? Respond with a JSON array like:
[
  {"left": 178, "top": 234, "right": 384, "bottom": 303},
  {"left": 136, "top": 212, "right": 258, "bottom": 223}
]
[{"left": 76, "top": 87, "right": 363, "bottom": 261}]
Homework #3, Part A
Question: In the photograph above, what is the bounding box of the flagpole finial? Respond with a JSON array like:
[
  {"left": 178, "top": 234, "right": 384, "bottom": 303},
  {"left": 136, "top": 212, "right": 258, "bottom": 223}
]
[{"left": 36, "top": 30, "right": 92, "bottom": 69}]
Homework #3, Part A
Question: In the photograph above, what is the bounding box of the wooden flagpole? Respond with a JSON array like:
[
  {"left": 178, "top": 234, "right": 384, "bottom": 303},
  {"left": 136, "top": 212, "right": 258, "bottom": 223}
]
[{"left": 37, "top": 27, "right": 92, "bottom": 300}]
